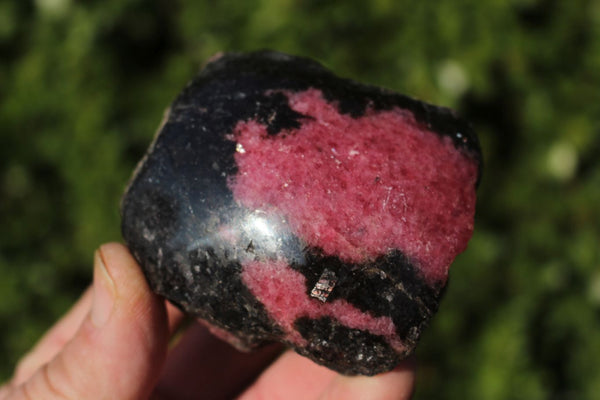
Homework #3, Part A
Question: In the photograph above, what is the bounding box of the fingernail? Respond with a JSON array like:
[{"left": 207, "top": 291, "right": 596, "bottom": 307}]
[{"left": 91, "top": 249, "right": 116, "bottom": 327}]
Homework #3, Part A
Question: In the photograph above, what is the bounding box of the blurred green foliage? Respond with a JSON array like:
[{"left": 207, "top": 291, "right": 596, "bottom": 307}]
[{"left": 1, "top": 0, "right": 599, "bottom": 398}]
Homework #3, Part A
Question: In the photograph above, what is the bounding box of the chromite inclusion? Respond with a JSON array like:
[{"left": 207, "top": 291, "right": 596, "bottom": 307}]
[{"left": 120, "top": 50, "right": 481, "bottom": 375}]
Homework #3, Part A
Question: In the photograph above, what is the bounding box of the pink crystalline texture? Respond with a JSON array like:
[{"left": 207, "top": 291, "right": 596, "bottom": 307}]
[
  {"left": 230, "top": 89, "right": 478, "bottom": 284},
  {"left": 241, "top": 260, "right": 404, "bottom": 350}
]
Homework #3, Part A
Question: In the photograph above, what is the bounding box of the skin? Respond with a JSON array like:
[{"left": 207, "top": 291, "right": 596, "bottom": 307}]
[{"left": 0, "top": 243, "right": 415, "bottom": 400}]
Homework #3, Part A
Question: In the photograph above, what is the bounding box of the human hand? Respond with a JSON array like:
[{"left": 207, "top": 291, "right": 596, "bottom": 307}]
[{"left": 0, "top": 243, "right": 415, "bottom": 399}]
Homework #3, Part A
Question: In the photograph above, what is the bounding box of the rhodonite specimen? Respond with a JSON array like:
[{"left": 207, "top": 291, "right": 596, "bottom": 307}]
[{"left": 121, "top": 51, "right": 482, "bottom": 375}]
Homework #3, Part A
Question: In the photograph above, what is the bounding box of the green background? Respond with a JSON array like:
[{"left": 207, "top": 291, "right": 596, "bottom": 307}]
[{"left": 1, "top": 0, "right": 599, "bottom": 398}]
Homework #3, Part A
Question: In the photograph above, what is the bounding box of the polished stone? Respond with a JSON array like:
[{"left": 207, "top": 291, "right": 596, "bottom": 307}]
[{"left": 121, "top": 51, "right": 481, "bottom": 375}]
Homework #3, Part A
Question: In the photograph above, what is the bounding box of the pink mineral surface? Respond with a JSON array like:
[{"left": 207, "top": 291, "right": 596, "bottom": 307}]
[{"left": 231, "top": 89, "right": 478, "bottom": 285}]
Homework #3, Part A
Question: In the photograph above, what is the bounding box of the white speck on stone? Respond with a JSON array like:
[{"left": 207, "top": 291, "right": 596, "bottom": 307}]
[
  {"left": 142, "top": 227, "right": 156, "bottom": 242},
  {"left": 183, "top": 269, "right": 194, "bottom": 284},
  {"left": 236, "top": 143, "right": 246, "bottom": 154},
  {"left": 382, "top": 187, "right": 392, "bottom": 210},
  {"left": 408, "top": 326, "right": 420, "bottom": 340}
]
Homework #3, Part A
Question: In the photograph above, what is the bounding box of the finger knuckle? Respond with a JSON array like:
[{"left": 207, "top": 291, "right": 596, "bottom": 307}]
[
  {"left": 15, "top": 362, "right": 75, "bottom": 400},
  {"left": 42, "top": 362, "right": 73, "bottom": 400}
]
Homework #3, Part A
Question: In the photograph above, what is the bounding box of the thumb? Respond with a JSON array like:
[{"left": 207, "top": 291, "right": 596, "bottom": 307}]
[{"left": 7, "top": 243, "right": 169, "bottom": 400}]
